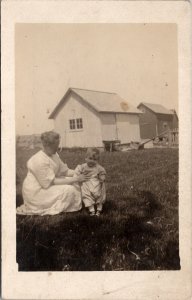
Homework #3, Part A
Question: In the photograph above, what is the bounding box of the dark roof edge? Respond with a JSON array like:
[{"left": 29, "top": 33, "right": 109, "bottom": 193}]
[
  {"left": 137, "top": 102, "right": 157, "bottom": 115},
  {"left": 100, "top": 111, "right": 142, "bottom": 114},
  {"left": 137, "top": 102, "right": 174, "bottom": 115}
]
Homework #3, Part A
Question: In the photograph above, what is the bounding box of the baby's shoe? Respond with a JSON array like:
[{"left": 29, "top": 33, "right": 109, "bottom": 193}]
[
  {"left": 95, "top": 210, "right": 102, "bottom": 217},
  {"left": 89, "top": 211, "right": 95, "bottom": 216}
]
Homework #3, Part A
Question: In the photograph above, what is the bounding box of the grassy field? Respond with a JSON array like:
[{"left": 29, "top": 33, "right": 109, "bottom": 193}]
[{"left": 16, "top": 147, "right": 180, "bottom": 271}]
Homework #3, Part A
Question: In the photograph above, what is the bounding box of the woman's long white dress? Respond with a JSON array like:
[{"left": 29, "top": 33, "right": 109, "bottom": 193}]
[{"left": 17, "top": 150, "right": 82, "bottom": 215}]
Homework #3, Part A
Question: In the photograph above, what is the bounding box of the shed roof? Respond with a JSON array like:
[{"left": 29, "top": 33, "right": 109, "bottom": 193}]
[
  {"left": 49, "top": 88, "right": 141, "bottom": 119},
  {"left": 138, "top": 102, "right": 174, "bottom": 115}
]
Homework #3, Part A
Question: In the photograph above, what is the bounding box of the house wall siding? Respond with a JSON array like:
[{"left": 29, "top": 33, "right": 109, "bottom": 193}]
[
  {"left": 156, "top": 114, "right": 173, "bottom": 134},
  {"left": 116, "top": 114, "right": 141, "bottom": 143},
  {"left": 54, "top": 93, "right": 103, "bottom": 147},
  {"left": 138, "top": 104, "right": 158, "bottom": 139},
  {"left": 100, "top": 113, "right": 117, "bottom": 141}
]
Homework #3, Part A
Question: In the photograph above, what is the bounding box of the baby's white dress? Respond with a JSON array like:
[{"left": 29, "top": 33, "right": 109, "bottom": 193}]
[
  {"left": 75, "top": 163, "right": 106, "bottom": 207},
  {"left": 17, "top": 150, "right": 82, "bottom": 215}
]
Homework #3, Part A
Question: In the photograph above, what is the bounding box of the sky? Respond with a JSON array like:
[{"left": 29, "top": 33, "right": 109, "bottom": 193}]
[{"left": 15, "top": 23, "right": 178, "bottom": 135}]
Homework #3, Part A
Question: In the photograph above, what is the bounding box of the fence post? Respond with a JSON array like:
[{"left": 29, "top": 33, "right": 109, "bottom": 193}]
[
  {"left": 168, "top": 128, "right": 179, "bottom": 147},
  {"left": 175, "top": 129, "right": 178, "bottom": 145},
  {"left": 168, "top": 129, "right": 172, "bottom": 147}
]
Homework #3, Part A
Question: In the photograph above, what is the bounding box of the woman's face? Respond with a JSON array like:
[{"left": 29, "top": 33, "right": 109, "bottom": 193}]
[{"left": 44, "top": 139, "right": 60, "bottom": 156}]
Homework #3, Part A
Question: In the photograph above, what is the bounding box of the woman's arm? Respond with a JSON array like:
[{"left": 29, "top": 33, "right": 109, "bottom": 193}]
[
  {"left": 59, "top": 168, "right": 78, "bottom": 177},
  {"left": 53, "top": 177, "right": 78, "bottom": 185},
  {"left": 53, "top": 174, "right": 89, "bottom": 185}
]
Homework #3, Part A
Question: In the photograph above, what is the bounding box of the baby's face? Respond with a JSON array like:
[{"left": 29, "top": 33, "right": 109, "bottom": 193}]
[{"left": 85, "top": 155, "right": 99, "bottom": 167}]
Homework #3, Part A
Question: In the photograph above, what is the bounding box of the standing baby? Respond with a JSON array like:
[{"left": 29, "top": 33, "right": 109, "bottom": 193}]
[{"left": 75, "top": 148, "right": 106, "bottom": 216}]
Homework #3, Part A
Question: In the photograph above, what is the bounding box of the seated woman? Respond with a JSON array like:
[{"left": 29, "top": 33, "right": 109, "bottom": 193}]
[{"left": 17, "top": 131, "right": 88, "bottom": 215}]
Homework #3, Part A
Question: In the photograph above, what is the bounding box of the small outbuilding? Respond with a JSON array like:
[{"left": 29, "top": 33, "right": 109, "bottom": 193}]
[
  {"left": 49, "top": 88, "right": 142, "bottom": 148},
  {"left": 137, "top": 102, "right": 178, "bottom": 139}
]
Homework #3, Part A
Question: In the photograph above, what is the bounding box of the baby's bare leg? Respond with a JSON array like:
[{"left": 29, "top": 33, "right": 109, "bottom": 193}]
[
  {"left": 81, "top": 183, "right": 95, "bottom": 215},
  {"left": 96, "top": 202, "right": 103, "bottom": 212}
]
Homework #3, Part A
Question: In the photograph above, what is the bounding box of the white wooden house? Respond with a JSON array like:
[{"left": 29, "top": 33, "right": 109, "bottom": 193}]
[{"left": 49, "top": 88, "right": 142, "bottom": 147}]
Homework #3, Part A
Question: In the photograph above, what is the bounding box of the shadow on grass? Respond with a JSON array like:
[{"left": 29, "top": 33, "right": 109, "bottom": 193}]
[{"left": 16, "top": 191, "right": 180, "bottom": 271}]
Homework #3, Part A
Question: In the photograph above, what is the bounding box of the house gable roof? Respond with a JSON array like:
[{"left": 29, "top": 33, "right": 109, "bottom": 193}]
[
  {"left": 137, "top": 102, "right": 174, "bottom": 115},
  {"left": 49, "top": 88, "right": 142, "bottom": 119}
]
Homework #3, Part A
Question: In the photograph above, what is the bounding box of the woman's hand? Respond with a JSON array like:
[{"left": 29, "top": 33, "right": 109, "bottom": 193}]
[
  {"left": 65, "top": 169, "right": 75, "bottom": 177},
  {"left": 76, "top": 174, "right": 90, "bottom": 183}
]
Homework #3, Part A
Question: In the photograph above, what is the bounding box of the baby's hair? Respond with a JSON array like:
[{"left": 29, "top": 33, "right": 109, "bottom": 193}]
[
  {"left": 86, "top": 147, "right": 100, "bottom": 159},
  {"left": 41, "top": 131, "right": 60, "bottom": 146}
]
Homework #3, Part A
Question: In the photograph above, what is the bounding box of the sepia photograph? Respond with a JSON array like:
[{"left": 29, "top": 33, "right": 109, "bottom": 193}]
[
  {"left": 2, "top": 1, "right": 191, "bottom": 299},
  {"left": 15, "top": 23, "right": 180, "bottom": 271}
]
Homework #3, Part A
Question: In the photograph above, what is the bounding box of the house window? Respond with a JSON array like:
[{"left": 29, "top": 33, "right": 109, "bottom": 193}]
[
  {"left": 163, "top": 122, "right": 168, "bottom": 129},
  {"left": 69, "top": 118, "right": 83, "bottom": 130},
  {"left": 69, "top": 119, "right": 76, "bottom": 130},
  {"left": 76, "top": 118, "right": 83, "bottom": 129}
]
